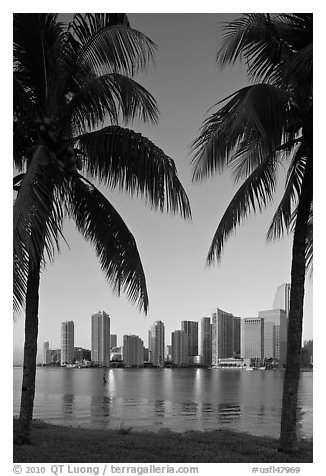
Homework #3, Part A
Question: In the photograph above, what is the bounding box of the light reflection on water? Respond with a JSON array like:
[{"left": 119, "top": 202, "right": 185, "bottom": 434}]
[{"left": 13, "top": 367, "right": 312, "bottom": 438}]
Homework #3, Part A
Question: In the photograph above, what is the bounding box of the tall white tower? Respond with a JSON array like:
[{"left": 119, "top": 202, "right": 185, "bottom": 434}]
[{"left": 91, "top": 311, "right": 110, "bottom": 366}]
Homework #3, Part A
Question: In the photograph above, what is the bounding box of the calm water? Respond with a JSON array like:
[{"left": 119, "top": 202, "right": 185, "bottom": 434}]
[{"left": 13, "top": 367, "right": 313, "bottom": 438}]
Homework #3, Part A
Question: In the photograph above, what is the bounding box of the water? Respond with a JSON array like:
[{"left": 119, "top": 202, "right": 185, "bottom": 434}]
[{"left": 13, "top": 367, "right": 313, "bottom": 438}]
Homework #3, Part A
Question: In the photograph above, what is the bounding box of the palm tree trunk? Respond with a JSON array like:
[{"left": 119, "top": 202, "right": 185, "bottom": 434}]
[
  {"left": 16, "top": 258, "right": 41, "bottom": 444},
  {"left": 279, "top": 153, "right": 313, "bottom": 453}
]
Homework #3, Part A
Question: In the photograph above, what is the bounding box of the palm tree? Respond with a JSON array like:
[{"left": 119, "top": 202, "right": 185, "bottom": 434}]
[
  {"left": 13, "top": 13, "right": 191, "bottom": 444},
  {"left": 191, "top": 13, "right": 312, "bottom": 453}
]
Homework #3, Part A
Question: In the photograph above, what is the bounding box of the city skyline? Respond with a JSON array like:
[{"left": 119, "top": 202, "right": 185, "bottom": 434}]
[{"left": 12, "top": 13, "right": 313, "bottom": 364}]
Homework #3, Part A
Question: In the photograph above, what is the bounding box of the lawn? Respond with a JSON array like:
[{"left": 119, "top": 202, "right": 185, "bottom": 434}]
[{"left": 13, "top": 419, "right": 312, "bottom": 463}]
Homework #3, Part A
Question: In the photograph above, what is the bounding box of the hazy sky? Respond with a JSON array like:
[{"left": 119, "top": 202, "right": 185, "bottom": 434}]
[{"left": 12, "top": 12, "right": 313, "bottom": 363}]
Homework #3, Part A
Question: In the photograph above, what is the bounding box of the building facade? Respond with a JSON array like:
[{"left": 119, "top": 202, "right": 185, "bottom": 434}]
[
  {"left": 181, "top": 320, "right": 198, "bottom": 358},
  {"left": 212, "top": 308, "right": 241, "bottom": 366},
  {"left": 61, "top": 320, "right": 75, "bottom": 364},
  {"left": 91, "top": 310, "right": 110, "bottom": 366},
  {"left": 241, "top": 317, "right": 264, "bottom": 361},
  {"left": 123, "top": 335, "right": 144, "bottom": 367},
  {"left": 43, "top": 341, "right": 50, "bottom": 365},
  {"left": 171, "top": 330, "right": 189, "bottom": 366},
  {"left": 148, "top": 320, "right": 165, "bottom": 367},
  {"left": 273, "top": 283, "right": 291, "bottom": 317},
  {"left": 199, "top": 317, "right": 212, "bottom": 366},
  {"left": 258, "top": 309, "right": 288, "bottom": 365},
  {"left": 110, "top": 334, "right": 117, "bottom": 349}
]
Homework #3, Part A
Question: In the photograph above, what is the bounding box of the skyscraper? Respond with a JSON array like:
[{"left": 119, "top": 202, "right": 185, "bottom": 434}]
[
  {"left": 199, "top": 317, "right": 212, "bottom": 366},
  {"left": 148, "top": 320, "right": 165, "bottom": 367},
  {"left": 91, "top": 310, "right": 110, "bottom": 366},
  {"left": 171, "top": 330, "right": 188, "bottom": 366},
  {"left": 258, "top": 309, "right": 288, "bottom": 364},
  {"left": 43, "top": 341, "right": 50, "bottom": 365},
  {"left": 123, "top": 335, "right": 144, "bottom": 367},
  {"left": 110, "top": 334, "right": 117, "bottom": 349},
  {"left": 181, "top": 320, "right": 198, "bottom": 357},
  {"left": 212, "top": 308, "right": 241, "bottom": 366},
  {"left": 241, "top": 318, "right": 264, "bottom": 361},
  {"left": 61, "top": 321, "right": 74, "bottom": 364},
  {"left": 273, "top": 283, "right": 291, "bottom": 317}
]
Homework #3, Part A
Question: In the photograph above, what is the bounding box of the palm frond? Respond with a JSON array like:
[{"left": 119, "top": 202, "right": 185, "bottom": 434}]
[
  {"left": 206, "top": 154, "right": 278, "bottom": 265},
  {"left": 67, "top": 176, "right": 149, "bottom": 313},
  {"left": 69, "top": 14, "right": 156, "bottom": 77},
  {"left": 65, "top": 73, "right": 159, "bottom": 134},
  {"left": 192, "top": 84, "right": 289, "bottom": 182},
  {"left": 267, "top": 145, "right": 306, "bottom": 241},
  {"left": 77, "top": 126, "right": 191, "bottom": 219},
  {"left": 13, "top": 145, "right": 64, "bottom": 313}
]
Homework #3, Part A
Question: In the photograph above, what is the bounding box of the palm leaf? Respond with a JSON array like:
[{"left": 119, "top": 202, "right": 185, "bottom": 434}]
[
  {"left": 65, "top": 73, "right": 159, "bottom": 135},
  {"left": 67, "top": 176, "right": 149, "bottom": 313},
  {"left": 206, "top": 154, "right": 278, "bottom": 265},
  {"left": 77, "top": 126, "right": 191, "bottom": 219},
  {"left": 192, "top": 84, "right": 289, "bottom": 182},
  {"left": 69, "top": 14, "right": 156, "bottom": 77},
  {"left": 13, "top": 145, "right": 64, "bottom": 313}
]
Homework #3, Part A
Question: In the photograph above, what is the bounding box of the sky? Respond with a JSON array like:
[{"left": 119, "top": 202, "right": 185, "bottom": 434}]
[{"left": 12, "top": 11, "right": 314, "bottom": 364}]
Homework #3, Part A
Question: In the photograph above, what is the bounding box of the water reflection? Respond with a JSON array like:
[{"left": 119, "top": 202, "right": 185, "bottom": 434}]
[
  {"left": 218, "top": 403, "right": 242, "bottom": 423},
  {"left": 62, "top": 394, "right": 74, "bottom": 415},
  {"left": 13, "top": 367, "right": 312, "bottom": 438},
  {"left": 154, "top": 399, "right": 165, "bottom": 417}
]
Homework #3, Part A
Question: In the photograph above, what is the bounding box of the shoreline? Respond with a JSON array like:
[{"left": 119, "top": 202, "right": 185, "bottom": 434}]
[{"left": 13, "top": 418, "right": 313, "bottom": 463}]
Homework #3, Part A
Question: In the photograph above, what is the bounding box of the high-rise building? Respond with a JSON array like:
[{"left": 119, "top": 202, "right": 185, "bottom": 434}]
[
  {"left": 110, "top": 334, "right": 117, "bottom": 349},
  {"left": 123, "top": 335, "right": 144, "bottom": 367},
  {"left": 212, "top": 308, "right": 241, "bottom": 366},
  {"left": 91, "top": 311, "right": 110, "bottom": 366},
  {"left": 241, "top": 318, "right": 264, "bottom": 360},
  {"left": 148, "top": 321, "right": 165, "bottom": 367},
  {"left": 171, "top": 330, "right": 189, "bottom": 366},
  {"left": 273, "top": 283, "right": 291, "bottom": 317},
  {"left": 43, "top": 341, "right": 50, "bottom": 365},
  {"left": 258, "top": 309, "right": 288, "bottom": 364},
  {"left": 199, "top": 317, "right": 212, "bottom": 366},
  {"left": 61, "top": 321, "right": 75, "bottom": 364},
  {"left": 181, "top": 321, "right": 198, "bottom": 357}
]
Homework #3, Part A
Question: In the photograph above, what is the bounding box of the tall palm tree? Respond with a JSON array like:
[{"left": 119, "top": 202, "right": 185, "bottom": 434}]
[
  {"left": 13, "top": 13, "right": 191, "bottom": 443},
  {"left": 192, "top": 13, "right": 312, "bottom": 453}
]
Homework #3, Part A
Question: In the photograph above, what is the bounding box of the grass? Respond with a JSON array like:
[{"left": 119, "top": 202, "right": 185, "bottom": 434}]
[{"left": 13, "top": 418, "right": 312, "bottom": 463}]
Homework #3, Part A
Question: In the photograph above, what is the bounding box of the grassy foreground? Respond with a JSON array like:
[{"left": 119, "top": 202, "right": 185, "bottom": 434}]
[{"left": 13, "top": 419, "right": 312, "bottom": 463}]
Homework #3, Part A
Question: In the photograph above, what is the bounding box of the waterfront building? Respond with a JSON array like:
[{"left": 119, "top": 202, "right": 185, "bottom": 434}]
[
  {"left": 110, "top": 334, "right": 117, "bottom": 349},
  {"left": 110, "top": 346, "right": 122, "bottom": 361},
  {"left": 212, "top": 308, "right": 241, "bottom": 366},
  {"left": 74, "top": 347, "right": 91, "bottom": 362},
  {"left": 61, "top": 320, "right": 75, "bottom": 364},
  {"left": 43, "top": 341, "right": 51, "bottom": 365},
  {"left": 148, "top": 320, "right": 165, "bottom": 367},
  {"left": 241, "top": 317, "right": 264, "bottom": 361},
  {"left": 199, "top": 317, "right": 212, "bottom": 366},
  {"left": 171, "top": 330, "right": 188, "bottom": 366},
  {"left": 181, "top": 320, "right": 198, "bottom": 357},
  {"left": 258, "top": 309, "right": 288, "bottom": 365},
  {"left": 165, "top": 345, "right": 173, "bottom": 363},
  {"left": 273, "top": 283, "right": 291, "bottom": 317},
  {"left": 91, "top": 310, "right": 110, "bottom": 366},
  {"left": 123, "top": 335, "right": 144, "bottom": 367}
]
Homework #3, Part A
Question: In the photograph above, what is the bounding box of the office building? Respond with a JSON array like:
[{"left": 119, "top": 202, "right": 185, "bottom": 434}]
[
  {"left": 199, "top": 317, "right": 212, "bottom": 366},
  {"left": 148, "top": 320, "right": 165, "bottom": 367},
  {"left": 43, "top": 341, "right": 51, "bottom": 365},
  {"left": 123, "top": 335, "right": 144, "bottom": 367},
  {"left": 171, "top": 330, "right": 189, "bottom": 366},
  {"left": 258, "top": 309, "right": 288, "bottom": 365},
  {"left": 273, "top": 283, "right": 291, "bottom": 317},
  {"left": 241, "top": 318, "right": 264, "bottom": 361},
  {"left": 181, "top": 320, "right": 198, "bottom": 357},
  {"left": 212, "top": 308, "right": 241, "bottom": 366},
  {"left": 61, "top": 320, "right": 75, "bottom": 364},
  {"left": 91, "top": 310, "right": 110, "bottom": 366},
  {"left": 110, "top": 334, "right": 117, "bottom": 349}
]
